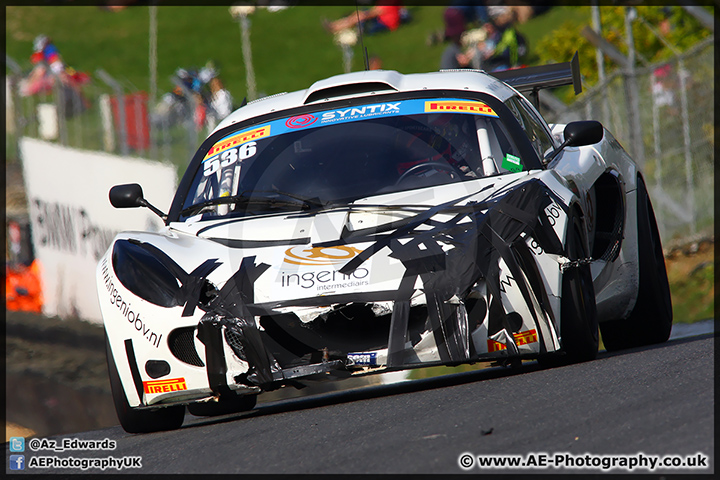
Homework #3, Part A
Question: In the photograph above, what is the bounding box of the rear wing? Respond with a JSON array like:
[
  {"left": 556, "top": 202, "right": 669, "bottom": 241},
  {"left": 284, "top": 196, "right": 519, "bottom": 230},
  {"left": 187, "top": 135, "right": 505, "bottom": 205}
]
[{"left": 490, "top": 51, "right": 581, "bottom": 109}]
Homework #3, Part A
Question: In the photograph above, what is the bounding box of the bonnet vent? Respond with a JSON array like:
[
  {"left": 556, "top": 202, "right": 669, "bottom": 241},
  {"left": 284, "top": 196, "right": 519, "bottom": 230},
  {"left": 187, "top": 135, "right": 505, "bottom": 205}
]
[{"left": 303, "top": 81, "right": 398, "bottom": 104}]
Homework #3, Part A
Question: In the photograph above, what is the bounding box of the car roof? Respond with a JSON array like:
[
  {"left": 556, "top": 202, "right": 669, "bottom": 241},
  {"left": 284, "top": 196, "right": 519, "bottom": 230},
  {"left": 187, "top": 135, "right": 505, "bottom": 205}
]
[{"left": 212, "top": 69, "right": 519, "bottom": 135}]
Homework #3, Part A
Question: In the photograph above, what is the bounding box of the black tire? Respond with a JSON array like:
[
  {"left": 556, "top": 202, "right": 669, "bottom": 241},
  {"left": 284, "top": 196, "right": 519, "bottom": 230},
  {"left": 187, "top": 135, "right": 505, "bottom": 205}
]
[
  {"left": 599, "top": 176, "right": 672, "bottom": 351},
  {"left": 106, "top": 337, "right": 185, "bottom": 433},
  {"left": 187, "top": 393, "right": 258, "bottom": 417},
  {"left": 540, "top": 211, "right": 598, "bottom": 365}
]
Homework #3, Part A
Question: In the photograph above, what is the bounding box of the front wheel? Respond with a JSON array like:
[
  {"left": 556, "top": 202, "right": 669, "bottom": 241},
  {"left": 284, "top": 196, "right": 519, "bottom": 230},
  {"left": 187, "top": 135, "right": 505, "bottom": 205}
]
[
  {"left": 106, "top": 337, "right": 185, "bottom": 433},
  {"left": 540, "top": 211, "right": 598, "bottom": 365},
  {"left": 599, "top": 176, "right": 672, "bottom": 351}
]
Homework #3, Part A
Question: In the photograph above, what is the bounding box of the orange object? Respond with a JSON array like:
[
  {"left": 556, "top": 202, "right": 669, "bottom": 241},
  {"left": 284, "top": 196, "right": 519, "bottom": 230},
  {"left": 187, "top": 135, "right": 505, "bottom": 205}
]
[{"left": 5, "top": 260, "right": 44, "bottom": 313}]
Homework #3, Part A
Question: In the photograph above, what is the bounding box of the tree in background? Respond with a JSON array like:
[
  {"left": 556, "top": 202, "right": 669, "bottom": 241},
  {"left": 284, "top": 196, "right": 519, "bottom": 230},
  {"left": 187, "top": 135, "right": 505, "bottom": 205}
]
[{"left": 536, "top": 6, "right": 712, "bottom": 88}]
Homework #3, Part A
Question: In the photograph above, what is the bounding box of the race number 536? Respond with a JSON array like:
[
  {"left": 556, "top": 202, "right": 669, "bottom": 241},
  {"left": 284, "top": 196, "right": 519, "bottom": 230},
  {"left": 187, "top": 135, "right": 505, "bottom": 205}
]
[{"left": 203, "top": 142, "right": 257, "bottom": 176}]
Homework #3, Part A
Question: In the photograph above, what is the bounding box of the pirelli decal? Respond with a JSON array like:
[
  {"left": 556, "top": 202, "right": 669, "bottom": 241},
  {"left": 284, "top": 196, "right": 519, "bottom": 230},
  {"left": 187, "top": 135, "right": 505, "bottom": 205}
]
[
  {"left": 513, "top": 329, "right": 538, "bottom": 346},
  {"left": 204, "top": 126, "right": 270, "bottom": 160},
  {"left": 487, "top": 339, "right": 507, "bottom": 352},
  {"left": 143, "top": 377, "right": 188, "bottom": 394},
  {"left": 425, "top": 100, "right": 497, "bottom": 117},
  {"left": 487, "top": 329, "right": 538, "bottom": 352}
]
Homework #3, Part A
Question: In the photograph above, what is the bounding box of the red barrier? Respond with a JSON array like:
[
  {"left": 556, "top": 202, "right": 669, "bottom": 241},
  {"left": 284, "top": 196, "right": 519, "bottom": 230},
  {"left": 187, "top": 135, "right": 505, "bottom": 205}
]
[{"left": 110, "top": 92, "right": 150, "bottom": 150}]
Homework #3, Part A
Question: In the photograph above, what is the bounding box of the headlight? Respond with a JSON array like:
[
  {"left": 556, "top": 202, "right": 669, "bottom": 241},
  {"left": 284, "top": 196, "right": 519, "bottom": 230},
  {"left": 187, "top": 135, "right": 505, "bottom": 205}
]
[{"left": 111, "top": 239, "right": 182, "bottom": 308}]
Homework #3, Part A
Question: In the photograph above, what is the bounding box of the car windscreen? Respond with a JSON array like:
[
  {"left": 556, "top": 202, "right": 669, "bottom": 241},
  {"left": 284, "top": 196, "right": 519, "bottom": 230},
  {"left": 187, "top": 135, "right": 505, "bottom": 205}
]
[{"left": 180, "top": 98, "right": 525, "bottom": 220}]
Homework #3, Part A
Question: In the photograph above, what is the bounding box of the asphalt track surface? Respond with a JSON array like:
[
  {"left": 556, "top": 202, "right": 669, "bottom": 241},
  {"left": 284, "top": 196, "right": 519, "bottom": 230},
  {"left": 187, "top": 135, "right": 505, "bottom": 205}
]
[{"left": 8, "top": 333, "right": 714, "bottom": 475}]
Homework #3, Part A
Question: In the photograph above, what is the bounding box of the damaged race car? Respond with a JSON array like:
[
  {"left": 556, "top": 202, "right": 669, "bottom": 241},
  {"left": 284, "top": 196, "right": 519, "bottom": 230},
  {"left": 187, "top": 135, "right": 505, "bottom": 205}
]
[{"left": 98, "top": 53, "right": 672, "bottom": 433}]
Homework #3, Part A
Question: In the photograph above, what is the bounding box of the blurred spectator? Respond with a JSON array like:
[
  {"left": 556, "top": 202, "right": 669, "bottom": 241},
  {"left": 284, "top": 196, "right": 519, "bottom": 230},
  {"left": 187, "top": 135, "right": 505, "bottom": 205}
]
[
  {"left": 461, "top": 27, "right": 489, "bottom": 70},
  {"left": 457, "top": 19, "right": 500, "bottom": 71},
  {"left": 369, "top": 55, "right": 384, "bottom": 70},
  {"left": 440, "top": 7, "right": 470, "bottom": 69},
  {"left": 21, "top": 35, "right": 65, "bottom": 96},
  {"left": 510, "top": 4, "right": 534, "bottom": 24},
  {"left": 324, "top": 1, "right": 410, "bottom": 35},
  {"left": 481, "top": 7, "right": 527, "bottom": 71},
  {"left": 450, "top": 0, "right": 489, "bottom": 25},
  {"left": 30, "top": 35, "right": 65, "bottom": 76},
  {"left": 20, "top": 35, "right": 90, "bottom": 115},
  {"left": 153, "top": 67, "right": 203, "bottom": 130},
  {"left": 651, "top": 63, "right": 675, "bottom": 109},
  {"left": 154, "top": 63, "right": 235, "bottom": 131},
  {"left": 200, "top": 63, "right": 234, "bottom": 130},
  {"left": 658, "top": 6, "right": 674, "bottom": 36},
  {"left": 100, "top": 0, "right": 139, "bottom": 12}
]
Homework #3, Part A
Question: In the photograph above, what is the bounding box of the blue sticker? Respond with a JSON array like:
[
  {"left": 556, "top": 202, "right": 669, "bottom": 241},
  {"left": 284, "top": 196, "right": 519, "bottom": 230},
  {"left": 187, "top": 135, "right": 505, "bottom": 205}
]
[
  {"left": 9, "top": 455, "right": 25, "bottom": 470},
  {"left": 9, "top": 437, "right": 25, "bottom": 452},
  {"left": 347, "top": 352, "right": 377, "bottom": 366},
  {"left": 209, "top": 98, "right": 500, "bottom": 152}
]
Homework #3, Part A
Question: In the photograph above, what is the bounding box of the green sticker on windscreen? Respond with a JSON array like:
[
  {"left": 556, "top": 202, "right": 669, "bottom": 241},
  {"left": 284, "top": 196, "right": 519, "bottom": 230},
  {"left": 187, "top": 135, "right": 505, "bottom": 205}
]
[{"left": 502, "top": 154, "right": 523, "bottom": 173}]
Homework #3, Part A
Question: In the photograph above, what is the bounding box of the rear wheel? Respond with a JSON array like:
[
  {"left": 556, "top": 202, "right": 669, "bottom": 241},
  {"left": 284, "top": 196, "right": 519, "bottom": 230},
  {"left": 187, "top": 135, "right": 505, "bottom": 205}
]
[
  {"left": 540, "top": 211, "right": 598, "bottom": 365},
  {"left": 106, "top": 337, "right": 185, "bottom": 433},
  {"left": 188, "top": 393, "right": 258, "bottom": 417},
  {"left": 599, "top": 176, "right": 672, "bottom": 351}
]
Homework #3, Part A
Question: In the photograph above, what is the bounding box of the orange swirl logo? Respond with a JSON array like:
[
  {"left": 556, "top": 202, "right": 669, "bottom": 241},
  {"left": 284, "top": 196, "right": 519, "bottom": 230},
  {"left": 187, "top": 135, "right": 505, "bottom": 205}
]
[{"left": 283, "top": 245, "right": 362, "bottom": 266}]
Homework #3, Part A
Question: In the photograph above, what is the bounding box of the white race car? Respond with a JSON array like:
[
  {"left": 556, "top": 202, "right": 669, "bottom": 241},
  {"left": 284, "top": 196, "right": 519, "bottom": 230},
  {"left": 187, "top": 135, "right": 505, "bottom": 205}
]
[{"left": 98, "top": 55, "right": 672, "bottom": 433}]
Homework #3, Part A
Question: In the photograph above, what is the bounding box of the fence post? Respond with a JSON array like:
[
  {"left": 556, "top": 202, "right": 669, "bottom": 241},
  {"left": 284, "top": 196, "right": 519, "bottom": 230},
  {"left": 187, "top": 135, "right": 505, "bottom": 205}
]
[
  {"left": 624, "top": 7, "right": 644, "bottom": 169},
  {"left": 677, "top": 58, "right": 696, "bottom": 235},
  {"left": 5, "top": 55, "right": 25, "bottom": 158},
  {"left": 238, "top": 13, "right": 257, "bottom": 101},
  {"left": 637, "top": 15, "right": 698, "bottom": 236},
  {"left": 149, "top": 4, "right": 158, "bottom": 161},
  {"left": 96, "top": 69, "right": 129, "bottom": 156},
  {"left": 99, "top": 94, "right": 115, "bottom": 152},
  {"left": 650, "top": 85, "right": 665, "bottom": 238},
  {"left": 72, "top": 79, "right": 83, "bottom": 149},
  {"left": 133, "top": 94, "right": 145, "bottom": 156},
  {"left": 591, "top": 3, "right": 610, "bottom": 128},
  {"left": 53, "top": 71, "right": 68, "bottom": 145}
]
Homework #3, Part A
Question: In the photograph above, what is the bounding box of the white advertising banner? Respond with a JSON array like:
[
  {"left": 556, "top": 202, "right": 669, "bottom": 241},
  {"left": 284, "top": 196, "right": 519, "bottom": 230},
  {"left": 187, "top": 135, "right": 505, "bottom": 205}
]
[{"left": 20, "top": 137, "right": 178, "bottom": 324}]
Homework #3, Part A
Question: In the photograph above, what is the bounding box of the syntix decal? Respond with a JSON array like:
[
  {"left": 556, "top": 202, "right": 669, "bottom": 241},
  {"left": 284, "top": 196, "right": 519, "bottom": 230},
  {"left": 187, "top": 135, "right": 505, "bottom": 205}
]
[{"left": 320, "top": 103, "right": 401, "bottom": 123}]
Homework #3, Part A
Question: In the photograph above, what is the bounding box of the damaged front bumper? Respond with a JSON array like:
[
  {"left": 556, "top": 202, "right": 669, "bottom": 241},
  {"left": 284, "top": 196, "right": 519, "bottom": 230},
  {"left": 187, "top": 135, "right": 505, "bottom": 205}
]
[{"left": 104, "top": 175, "right": 579, "bottom": 408}]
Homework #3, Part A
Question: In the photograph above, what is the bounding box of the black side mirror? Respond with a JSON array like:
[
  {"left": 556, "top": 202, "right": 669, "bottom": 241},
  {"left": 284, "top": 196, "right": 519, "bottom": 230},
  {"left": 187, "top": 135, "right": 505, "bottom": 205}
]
[
  {"left": 544, "top": 120, "right": 604, "bottom": 163},
  {"left": 109, "top": 183, "right": 145, "bottom": 209},
  {"left": 109, "top": 183, "right": 167, "bottom": 220},
  {"left": 563, "top": 120, "right": 604, "bottom": 147}
]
